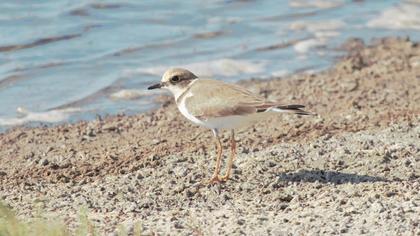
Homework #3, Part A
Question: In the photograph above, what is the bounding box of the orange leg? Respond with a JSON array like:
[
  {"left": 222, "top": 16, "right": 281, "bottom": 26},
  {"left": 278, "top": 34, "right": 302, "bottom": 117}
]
[
  {"left": 220, "top": 130, "right": 236, "bottom": 181},
  {"left": 209, "top": 129, "right": 223, "bottom": 183}
]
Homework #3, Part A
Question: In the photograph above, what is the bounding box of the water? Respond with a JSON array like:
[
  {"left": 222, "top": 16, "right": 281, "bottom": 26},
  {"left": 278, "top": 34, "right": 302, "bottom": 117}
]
[{"left": 1, "top": 0, "right": 419, "bottom": 130}]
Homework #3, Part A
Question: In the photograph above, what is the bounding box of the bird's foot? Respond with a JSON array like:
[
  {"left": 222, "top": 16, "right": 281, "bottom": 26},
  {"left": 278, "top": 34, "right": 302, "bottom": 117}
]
[
  {"left": 208, "top": 175, "right": 224, "bottom": 184},
  {"left": 219, "top": 174, "right": 230, "bottom": 182},
  {"left": 207, "top": 174, "right": 231, "bottom": 184}
]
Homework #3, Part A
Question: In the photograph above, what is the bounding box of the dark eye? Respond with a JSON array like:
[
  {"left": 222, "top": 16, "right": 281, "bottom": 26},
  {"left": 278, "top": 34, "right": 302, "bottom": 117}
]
[{"left": 171, "top": 76, "right": 180, "bottom": 82}]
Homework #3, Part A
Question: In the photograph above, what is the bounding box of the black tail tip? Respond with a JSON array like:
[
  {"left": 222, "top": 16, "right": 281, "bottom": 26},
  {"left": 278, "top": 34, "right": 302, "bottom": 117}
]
[
  {"left": 296, "top": 111, "right": 317, "bottom": 116},
  {"left": 277, "top": 104, "right": 306, "bottom": 110}
]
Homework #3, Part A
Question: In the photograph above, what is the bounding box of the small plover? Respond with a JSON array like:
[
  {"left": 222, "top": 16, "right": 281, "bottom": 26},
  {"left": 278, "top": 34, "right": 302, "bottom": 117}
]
[{"left": 148, "top": 68, "right": 311, "bottom": 183}]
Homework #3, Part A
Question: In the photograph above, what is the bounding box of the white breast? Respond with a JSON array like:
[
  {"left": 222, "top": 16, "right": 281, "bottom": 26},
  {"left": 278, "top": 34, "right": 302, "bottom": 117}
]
[{"left": 178, "top": 91, "right": 207, "bottom": 126}]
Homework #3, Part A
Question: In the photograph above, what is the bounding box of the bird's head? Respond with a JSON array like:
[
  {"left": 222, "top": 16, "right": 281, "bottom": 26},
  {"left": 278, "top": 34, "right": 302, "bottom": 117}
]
[{"left": 147, "top": 68, "right": 198, "bottom": 98}]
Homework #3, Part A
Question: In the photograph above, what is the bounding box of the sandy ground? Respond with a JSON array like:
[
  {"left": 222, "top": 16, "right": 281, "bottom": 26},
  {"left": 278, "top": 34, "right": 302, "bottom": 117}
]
[{"left": 0, "top": 38, "right": 419, "bottom": 235}]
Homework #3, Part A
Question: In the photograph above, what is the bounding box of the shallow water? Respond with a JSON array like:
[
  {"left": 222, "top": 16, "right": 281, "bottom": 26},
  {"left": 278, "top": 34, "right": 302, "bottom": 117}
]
[{"left": 1, "top": 0, "right": 419, "bottom": 130}]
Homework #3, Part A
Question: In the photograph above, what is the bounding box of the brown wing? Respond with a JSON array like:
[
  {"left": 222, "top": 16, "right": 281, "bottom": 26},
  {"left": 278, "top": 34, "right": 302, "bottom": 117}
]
[{"left": 184, "top": 79, "right": 275, "bottom": 119}]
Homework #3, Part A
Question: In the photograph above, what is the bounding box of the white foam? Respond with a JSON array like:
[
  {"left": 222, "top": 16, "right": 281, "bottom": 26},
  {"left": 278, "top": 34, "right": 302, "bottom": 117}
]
[
  {"left": 207, "top": 17, "right": 242, "bottom": 25},
  {"left": 0, "top": 107, "right": 81, "bottom": 126},
  {"left": 314, "top": 31, "right": 340, "bottom": 38},
  {"left": 294, "top": 38, "right": 327, "bottom": 54},
  {"left": 289, "top": 20, "right": 345, "bottom": 32},
  {"left": 270, "top": 70, "right": 290, "bottom": 77},
  {"left": 367, "top": 3, "right": 420, "bottom": 30},
  {"left": 109, "top": 89, "right": 161, "bottom": 100},
  {"left": 289, "top": 0, "right": 344, "bottom": 9},
  {"left": 290, "top": 20, "right": 344, "bottom": 54},
  {"left": 123, "top": 58, "right": 266, "bottom": 78}
]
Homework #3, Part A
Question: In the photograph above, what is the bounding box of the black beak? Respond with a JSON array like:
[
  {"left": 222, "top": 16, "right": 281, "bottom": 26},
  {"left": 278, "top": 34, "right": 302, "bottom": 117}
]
[{"left": 147, "top": 83, "right": 162, "bottom": 90}]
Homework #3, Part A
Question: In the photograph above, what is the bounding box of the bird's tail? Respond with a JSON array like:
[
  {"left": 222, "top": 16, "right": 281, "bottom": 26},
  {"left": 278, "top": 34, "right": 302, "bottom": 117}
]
[{"left": 267, "top": 104, "right": 314, "bottom": 116}]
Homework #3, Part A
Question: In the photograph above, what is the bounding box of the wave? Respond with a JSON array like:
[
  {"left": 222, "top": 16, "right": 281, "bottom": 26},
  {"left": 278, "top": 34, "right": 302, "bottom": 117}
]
[
  {"left": 289, "top": 20, "right": 344, "bottom": 53},
  {"left": 289, "top": 0, "right": 344, "bottom": 9},
  {"left": 367, "top": 3, "right": 420, "bottom": 30},
  {"left": 0, "top": 107, "right": 81, "bottom": 126},
  {"left": 123, "top": 58, "right": 267, "bottom": 78},
  {"left": 110, "top": 89, "right": 162, "bottom": 101},
  {"left": 0, "top": 33, "right": 82, "bottom": 53}
]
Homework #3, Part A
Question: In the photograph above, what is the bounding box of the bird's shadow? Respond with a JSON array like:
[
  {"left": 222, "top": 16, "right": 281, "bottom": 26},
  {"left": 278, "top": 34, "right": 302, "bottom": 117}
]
[{"left": 277, "top": 169, "right": 388, "bottom": 184}]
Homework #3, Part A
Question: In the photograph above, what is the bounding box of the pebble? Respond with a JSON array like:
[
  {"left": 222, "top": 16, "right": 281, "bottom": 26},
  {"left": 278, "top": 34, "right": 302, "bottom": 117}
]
[{"left": 41, "top": 158, "right": 49, "bottom": 166}]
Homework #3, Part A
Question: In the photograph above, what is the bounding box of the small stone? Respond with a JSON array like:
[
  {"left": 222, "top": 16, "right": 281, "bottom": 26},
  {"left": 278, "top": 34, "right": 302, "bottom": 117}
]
[
  {"left": 237, "top": 219, "right": 245, "bottom": 225},
  {"left": 267, "top": 161, "right": 277, "bottom": 168},
  {"left": 24, "top": 152, "right": 35, "bottom": 159},
  {"left": 174, "top": 222, "right": 184, "bottom": 229},
  {"left": 278, "top": 194, "right": 293, "bottom": 202},
  {"left": 262, "top": 189, "right": 271, "bottom": 194},
  {"left": 185, "top": 189, "right": 196, "bottom": 198},
  {"left": 87, "top": 129, "right": 96, "bottom": 137},
  {"left": 409, "top": 55, "right": 420, "bottom": 67},
  {"left": 279, "top": 203, "right": 288, "bottom": 210},
  {"left": 385, "top": 191, "right": 396, "bottom": 197},
  {"left": 371, "top": 202, "right": 385, "bottom": 213},
  {"left": 102, "top": 124, "right": 117, "bottom": 131},
  {"left": 241, "top": 147, "right": 250, "bottom": 154},
  {"left": 41, "top": 159, "right": 49, "bottom": 166}
]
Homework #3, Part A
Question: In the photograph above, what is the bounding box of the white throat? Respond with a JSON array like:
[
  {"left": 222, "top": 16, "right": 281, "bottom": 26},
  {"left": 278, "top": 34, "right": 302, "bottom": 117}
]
[{"left": 165, "top": 79, "right": 198, "bottom": 102}]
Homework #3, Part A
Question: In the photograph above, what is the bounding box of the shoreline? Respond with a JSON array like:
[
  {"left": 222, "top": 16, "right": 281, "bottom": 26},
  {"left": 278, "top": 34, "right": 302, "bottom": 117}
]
[{"left": 0, "top": 37, "right": 419, "bottom": 234}]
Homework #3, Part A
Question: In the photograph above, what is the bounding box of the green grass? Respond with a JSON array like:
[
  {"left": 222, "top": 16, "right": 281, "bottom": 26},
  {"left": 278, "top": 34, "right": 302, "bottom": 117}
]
[{"left": 0, "top": 203, "right": 141, "bottom": 236}]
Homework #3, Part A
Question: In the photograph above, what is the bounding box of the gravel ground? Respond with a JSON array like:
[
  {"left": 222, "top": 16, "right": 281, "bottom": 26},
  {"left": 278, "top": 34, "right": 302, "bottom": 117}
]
[{"left": 0, "top": 38, "right": 419, "bottom": 235}]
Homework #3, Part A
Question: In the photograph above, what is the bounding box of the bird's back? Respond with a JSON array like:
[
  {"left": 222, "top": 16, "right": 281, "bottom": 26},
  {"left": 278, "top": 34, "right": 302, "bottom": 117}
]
[{"left": 182, "top": 79, "right": 271, "bottom": 120}]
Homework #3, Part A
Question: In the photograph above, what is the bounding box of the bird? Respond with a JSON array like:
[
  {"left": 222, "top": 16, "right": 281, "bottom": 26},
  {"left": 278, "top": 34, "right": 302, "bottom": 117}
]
[{"left": 148, "top": 68, "right": 312, "bottom": 183}]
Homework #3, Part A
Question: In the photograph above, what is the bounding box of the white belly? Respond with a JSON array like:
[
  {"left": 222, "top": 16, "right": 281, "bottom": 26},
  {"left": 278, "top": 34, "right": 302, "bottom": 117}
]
[{"left": 201, "top": 115, "right": 258, "bottom": 129}]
